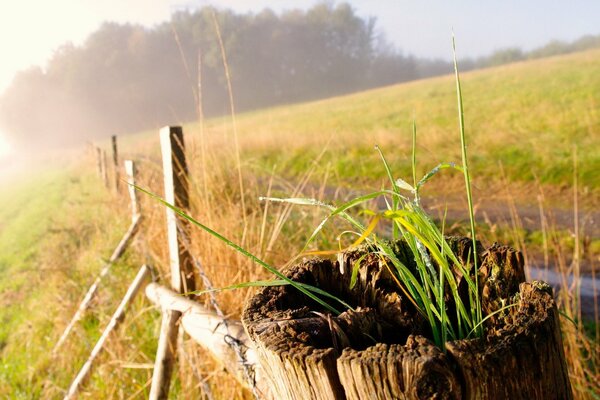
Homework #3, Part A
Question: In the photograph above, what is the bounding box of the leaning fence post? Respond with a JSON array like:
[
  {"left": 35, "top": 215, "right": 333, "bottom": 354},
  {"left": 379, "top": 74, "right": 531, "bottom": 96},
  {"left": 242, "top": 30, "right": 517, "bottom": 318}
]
[
  {"left": 149, "top": 126, "right": 196, "bottom": 399},
  {"left": 124, "top": 160, "right": 140, "bottom": 222},
  {"left": 52, "top": 159, "right": 143, "bottom": 355},
  {"left": 64, "top": 265, "right": 151, "bottom": 399},
  {"left": 52, "top": 215, "right": 142, "bottom": 355},
  {"left": 112, "top": 135, "right": 120, "bottom": 193}
]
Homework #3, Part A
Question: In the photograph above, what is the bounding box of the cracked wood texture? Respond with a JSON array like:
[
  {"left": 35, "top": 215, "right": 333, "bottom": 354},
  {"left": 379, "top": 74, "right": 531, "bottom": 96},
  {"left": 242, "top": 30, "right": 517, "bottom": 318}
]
[{"left": 242, "top": 238, "right": 572, "bottom": 400}]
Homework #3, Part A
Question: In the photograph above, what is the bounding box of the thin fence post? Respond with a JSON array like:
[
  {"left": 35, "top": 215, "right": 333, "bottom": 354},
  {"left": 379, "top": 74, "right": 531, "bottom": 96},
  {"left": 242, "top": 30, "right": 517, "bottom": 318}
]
[
  {"left": 101, "top": 149, "right": 109, "bottom": 188},
  {"left": 112, "top": 135, "right": 120, "bottom": 193},
  {"left": 124, "top": 160, "right": 140, "bottom": 222},
  {"left": 150, "top": 126, "right": 196, "bottom": 399}
]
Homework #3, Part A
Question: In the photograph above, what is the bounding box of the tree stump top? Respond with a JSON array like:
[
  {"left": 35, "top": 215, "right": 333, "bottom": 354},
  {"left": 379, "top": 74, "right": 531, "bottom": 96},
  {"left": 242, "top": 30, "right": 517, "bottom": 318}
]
[{"left": 242, "top": 239, "right": 572, "bottom": 400}]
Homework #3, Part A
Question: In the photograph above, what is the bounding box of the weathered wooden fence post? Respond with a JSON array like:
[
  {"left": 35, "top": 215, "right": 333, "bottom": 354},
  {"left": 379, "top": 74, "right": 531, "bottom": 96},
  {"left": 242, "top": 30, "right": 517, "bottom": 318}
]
[
  {"left": 149, "top": 126, "right": 196, "bottom": 399},
  {"left": 112, "top": 135, "right": 120, "bottom": 193},
  {"left": 124, "top": 160, "right": 140, "bottom": 222},
  {"left": 242, "top": 241, "right": 573, "bottom": 400}
]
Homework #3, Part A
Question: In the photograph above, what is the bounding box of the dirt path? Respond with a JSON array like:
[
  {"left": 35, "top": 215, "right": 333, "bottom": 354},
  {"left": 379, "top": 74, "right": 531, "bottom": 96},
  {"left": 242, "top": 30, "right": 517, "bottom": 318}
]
[{"left": 420, "top": 196, "right": 599, "bottom": 238}]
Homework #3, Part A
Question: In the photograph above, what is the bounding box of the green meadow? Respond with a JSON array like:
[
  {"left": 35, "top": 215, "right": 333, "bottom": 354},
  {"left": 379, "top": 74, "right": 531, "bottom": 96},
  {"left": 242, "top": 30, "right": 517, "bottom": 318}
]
[{"left": 189, "top": 48, "right": 599, "bottom": 195}]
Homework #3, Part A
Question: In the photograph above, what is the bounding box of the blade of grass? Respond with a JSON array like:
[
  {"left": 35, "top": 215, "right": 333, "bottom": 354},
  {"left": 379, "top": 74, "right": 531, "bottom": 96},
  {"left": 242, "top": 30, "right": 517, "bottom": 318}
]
[
  {"left": 453, "top": 34, "right": 482, "bottom": 335},
  {"left": 190, "top": 279, "right": 355, "bottom": 311},
  {"left": 133, "top": 184, "right": 342, "bottom": 314},
  {"left": 375, "top": 145, "right": 403, "bottom": 240},
  {"left": 261, "top": 191, "right": 395, "bottom": 253},
  {"left": 412, "top": 120, "right": 417, "bottom": 190},
  {"left": 349, "top": 253, "right": 369, "bottom": 289},
  {"left": 416, "top": 162, "right": 463, "bottom": 193}
]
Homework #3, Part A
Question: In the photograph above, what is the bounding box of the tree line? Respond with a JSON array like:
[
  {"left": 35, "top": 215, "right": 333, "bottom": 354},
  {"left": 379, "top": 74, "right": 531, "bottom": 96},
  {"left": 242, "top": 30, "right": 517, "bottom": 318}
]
[{"left": 1, "top": 3, "right": 598, "bottom": 149}]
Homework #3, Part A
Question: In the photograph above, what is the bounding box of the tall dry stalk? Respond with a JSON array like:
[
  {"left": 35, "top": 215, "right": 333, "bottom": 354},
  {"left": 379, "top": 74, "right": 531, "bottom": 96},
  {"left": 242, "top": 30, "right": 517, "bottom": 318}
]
[
  {"left": 533, "top": 168, "right": 599, "bottom": 399},
  {"left": 211, "top": 8, "right": 247, "bottom": 231},
  {"left": 171, "top": 23, "right": 200, "bottom": 112},
  {"left": 572, "top": 145, "right": 582, "bottom": 325}
]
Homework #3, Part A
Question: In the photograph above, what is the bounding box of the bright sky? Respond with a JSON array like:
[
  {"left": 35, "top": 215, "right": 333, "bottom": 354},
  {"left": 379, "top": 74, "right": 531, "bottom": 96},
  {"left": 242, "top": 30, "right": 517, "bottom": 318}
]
[{"left": 0, "top": 0, "right": 599, "bottom": 158}]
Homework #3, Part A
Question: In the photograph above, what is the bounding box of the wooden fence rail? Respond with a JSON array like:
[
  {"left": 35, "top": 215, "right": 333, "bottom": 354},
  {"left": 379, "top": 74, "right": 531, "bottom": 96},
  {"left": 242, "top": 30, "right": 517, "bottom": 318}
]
[{"left": 145, "top": 282, "right": 272, "bottom": 398}]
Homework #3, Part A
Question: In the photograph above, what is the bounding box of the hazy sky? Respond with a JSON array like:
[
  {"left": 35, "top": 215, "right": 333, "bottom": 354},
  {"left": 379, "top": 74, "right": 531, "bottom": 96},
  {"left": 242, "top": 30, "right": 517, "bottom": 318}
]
[
  {"left": 1, "top": 0, "right": 599, "bottom": 94},
  {"left": 0, "top": 0, "right": 599, "bottom": 156}
]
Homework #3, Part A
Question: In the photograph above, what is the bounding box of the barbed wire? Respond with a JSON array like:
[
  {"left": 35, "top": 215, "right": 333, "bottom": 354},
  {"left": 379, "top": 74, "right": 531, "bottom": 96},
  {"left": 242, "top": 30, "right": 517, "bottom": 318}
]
[{"left": 176, "top": 221, "right": 260, "bottom": 399}]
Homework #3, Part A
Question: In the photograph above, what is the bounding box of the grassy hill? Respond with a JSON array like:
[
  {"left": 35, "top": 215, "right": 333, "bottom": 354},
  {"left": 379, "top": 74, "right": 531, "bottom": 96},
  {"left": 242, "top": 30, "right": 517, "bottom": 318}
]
[
  {"left": 1, "top": 49, "right": 599, "bottom": 398},
  {"left": 151, "top": 48, "right": 599, "bottom": 194}
]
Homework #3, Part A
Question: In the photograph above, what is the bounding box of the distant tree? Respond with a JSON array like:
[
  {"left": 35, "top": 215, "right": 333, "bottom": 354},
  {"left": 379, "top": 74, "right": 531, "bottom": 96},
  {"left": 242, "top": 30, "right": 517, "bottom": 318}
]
[
  {"left": 485, "top": 47, "right": 525, "bottom": 67},
  {"left": 528, "top": 40, "right": 568, "bottom": 59},
  {"left": 0, "top": 2, "right": 598, "bottom": 150},
  {"left": 571, "top": 34, "right": 600, "bottom": 51}
]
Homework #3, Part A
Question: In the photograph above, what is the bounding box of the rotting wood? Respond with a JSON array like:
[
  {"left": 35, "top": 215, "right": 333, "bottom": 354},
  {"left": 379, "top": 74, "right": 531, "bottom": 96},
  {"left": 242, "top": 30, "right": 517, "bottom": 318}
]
[
  {"left": 337, "top": 338, "right": 461, "bottom": 400},
  {"left": 242, "top": 239, "right": 572, "bottom": 400},
  {"left": 64, "top": 265, "right": 151, "bottom": 400},
  {"left": 149, "top": 126, "right": 196, "bottom": 400},
  {"left": 52, "top": 214, "right": 142, "bottom": 355},
  {"left": 145, "top": 282, "right": 272, "bottom": 398},
  {"left": 446, "top": 281, "right": 572, "bottom": 400},
  {"left": 124, "top": 160, "right": 140, "bottom": 222}
]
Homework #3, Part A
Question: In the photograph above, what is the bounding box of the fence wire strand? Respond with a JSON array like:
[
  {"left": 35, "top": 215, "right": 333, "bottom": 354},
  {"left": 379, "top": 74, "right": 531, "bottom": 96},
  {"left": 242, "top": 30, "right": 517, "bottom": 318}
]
[{"left": 176, "top": 221, "right": 260, "bottom": 399}]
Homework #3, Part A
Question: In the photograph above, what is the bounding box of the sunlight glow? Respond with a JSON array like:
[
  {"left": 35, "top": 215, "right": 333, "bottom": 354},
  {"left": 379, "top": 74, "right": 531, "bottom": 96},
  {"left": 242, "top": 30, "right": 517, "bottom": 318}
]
[{"left": 0, "top": 132, "right": 13, "bottom": 159}]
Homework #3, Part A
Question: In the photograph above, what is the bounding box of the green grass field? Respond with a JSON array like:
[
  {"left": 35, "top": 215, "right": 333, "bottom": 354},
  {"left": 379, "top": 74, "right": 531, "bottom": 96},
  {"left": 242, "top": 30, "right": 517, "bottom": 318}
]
[
  {"left": 0, "top": 168, "right": 154, "bottom": 398},
  {"left": 187, "top": 49, "right": 600, "bottom": 194},
  {"left": 0, "top": 49, "right": 598, "bottom": 398}
]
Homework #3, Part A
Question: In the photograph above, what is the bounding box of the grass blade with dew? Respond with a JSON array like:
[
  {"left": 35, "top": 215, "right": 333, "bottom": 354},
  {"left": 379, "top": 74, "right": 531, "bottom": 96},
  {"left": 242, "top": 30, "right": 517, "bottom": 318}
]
[
  {"left": 349, "top": 253, "right": 369, "bottom": 289},
  {"left": 261, "top": 190, "right": 400, "bottom": 253},
  {"left": 453, "top": 34, "right": 483, "bottom": 336},
  {"left": 412, "top": 120, "right": 417, "bottom": 190},
  {"left": 416, "top": 162, "right": 463, "bottom": 194},
  {"left": 302, "top": 215, "right": 382, "bottom": 258},
  {"left": 189, "top": 279, "right": 290, "bottom": 295},
  {"left": 375, "top": 145, "right": 406, "bottom": 241},
  {"left": 190, "top": 279, "right": 355, "bottom": 311},
  {"left": 375, "top": 239, "right": 443, "bottom": 346},
  {"left": 382, "top": 207, "right": 476, "bottom": 339}
]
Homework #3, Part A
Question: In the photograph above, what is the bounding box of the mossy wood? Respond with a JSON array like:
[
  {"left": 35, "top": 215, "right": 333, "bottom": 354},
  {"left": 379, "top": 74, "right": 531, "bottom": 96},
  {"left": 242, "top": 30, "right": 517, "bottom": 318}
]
[{"left": 242, "top": 238, "right": 572, "bottom": 400}]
